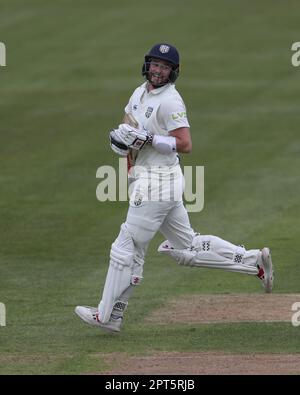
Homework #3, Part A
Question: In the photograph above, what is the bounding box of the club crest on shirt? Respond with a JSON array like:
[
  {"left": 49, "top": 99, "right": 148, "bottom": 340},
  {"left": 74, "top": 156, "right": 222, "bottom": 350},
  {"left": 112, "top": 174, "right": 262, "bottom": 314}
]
[{"left": 145, "top": 106, "right": 153, "bottom": 118}]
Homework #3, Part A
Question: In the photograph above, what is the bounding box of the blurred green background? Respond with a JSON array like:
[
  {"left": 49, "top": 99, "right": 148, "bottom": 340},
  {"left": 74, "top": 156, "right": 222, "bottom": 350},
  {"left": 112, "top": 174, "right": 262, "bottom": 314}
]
[{"left": 0, "top": 0, "right": 300, "bottom": 374}]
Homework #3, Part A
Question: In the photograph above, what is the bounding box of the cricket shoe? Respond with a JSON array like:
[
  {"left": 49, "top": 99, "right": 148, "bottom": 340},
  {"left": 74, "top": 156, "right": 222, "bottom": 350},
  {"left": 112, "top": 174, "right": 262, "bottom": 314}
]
[
  {"left": 74, "top": 306, "right": 122, "bottom": 333},
  {"left": 256, "top": 247, "right": 274, "bottom": 293}
]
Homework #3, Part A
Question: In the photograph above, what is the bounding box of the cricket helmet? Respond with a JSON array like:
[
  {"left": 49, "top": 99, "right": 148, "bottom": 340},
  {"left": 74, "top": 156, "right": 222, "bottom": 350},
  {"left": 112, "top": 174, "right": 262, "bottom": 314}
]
[{"left": 142, "top": 43, "right": 180, "bottom": 85}]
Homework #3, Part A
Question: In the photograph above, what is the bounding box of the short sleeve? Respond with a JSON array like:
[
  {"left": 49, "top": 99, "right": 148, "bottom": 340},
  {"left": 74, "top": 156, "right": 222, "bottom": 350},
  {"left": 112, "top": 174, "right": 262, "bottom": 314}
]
[
  {"left": 124, "top": 97, "right": 132, "bottom": 114},
  {"left": 124, "top": 85, "right": 142, "bottom": 114},
  {"left": 158, "top": 97, "right": 190, "bottom": 132}
]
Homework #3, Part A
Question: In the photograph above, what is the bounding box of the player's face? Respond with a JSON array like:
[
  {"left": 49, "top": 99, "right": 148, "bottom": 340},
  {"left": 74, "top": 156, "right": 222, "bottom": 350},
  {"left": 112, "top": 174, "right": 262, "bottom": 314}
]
[{"left": 148, "top": 58, "right": 172, "bottom": 87}]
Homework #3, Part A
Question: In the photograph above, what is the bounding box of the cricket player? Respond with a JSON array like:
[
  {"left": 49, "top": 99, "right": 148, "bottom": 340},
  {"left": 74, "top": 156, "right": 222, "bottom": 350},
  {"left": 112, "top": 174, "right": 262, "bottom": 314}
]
[{"left": 75, "top": 43, "right": 274, "bottom": 333}]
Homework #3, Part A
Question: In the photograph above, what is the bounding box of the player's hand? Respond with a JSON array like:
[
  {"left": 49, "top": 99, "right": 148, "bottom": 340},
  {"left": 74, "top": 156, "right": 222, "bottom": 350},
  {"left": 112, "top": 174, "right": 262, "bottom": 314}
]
[
  {"left": 109, "top": 129, "right": 129, "bottom": 156},
  {"left": 114, "top": 123, "right": 153, "bottom": 151}
]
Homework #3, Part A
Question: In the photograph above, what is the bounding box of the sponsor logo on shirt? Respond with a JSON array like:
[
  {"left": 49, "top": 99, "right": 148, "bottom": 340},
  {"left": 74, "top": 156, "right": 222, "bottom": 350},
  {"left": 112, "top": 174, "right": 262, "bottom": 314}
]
[{"left": 171, "top": 111, "right": 187, "bottom": 121}]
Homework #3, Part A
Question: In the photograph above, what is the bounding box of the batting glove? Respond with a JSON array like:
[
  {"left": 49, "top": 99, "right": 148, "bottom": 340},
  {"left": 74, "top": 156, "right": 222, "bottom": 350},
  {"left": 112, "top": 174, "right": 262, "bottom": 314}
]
[
  {"left": 115, "top": 123, "right": 153, "bottom": 151},
  {"left": 109, "top": 129, "right": 129, "bottom": 156}
]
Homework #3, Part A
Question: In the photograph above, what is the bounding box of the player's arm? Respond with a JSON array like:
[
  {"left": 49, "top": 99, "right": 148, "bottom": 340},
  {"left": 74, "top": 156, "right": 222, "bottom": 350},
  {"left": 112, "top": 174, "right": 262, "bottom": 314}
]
[
  {"left": 153, "top": 98, "right": 192, "bottom": 154},
  {"left": 148, "top": 127, "right": 192, "bottom": 155},
  {"left": 110, "top": 116, "right": 193, "bottom": 155},
  {"left": 169, "top": 127, "right": 192, "bottom": 153}
]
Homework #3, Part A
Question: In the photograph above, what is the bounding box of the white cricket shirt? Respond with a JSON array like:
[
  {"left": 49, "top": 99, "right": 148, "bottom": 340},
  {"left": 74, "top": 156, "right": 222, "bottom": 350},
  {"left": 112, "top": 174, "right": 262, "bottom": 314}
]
[{"left": 124, "top": 81, "right": 190, "bottom": 169}]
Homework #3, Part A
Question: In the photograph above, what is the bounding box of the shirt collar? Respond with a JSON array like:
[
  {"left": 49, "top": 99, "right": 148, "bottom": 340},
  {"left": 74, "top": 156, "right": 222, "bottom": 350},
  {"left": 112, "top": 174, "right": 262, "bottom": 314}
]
[{"left": 142, "top": 81, "right": 171, "bottom": 95}]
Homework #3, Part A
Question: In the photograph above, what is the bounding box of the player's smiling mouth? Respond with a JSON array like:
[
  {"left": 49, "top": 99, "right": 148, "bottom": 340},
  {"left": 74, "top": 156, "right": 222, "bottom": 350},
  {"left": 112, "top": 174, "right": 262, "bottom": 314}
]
[{"left": 151, "top": 73, "right": 164, "bottom": 82}]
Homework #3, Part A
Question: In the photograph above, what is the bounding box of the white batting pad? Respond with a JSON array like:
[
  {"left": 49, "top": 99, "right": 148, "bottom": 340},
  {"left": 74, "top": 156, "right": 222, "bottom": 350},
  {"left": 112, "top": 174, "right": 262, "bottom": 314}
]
[
  {"left": 98, "top": 224, "right": 135, "bottom": 323},
  {"left": 158, "top": 235, "right": 259, "bottom": 275}
]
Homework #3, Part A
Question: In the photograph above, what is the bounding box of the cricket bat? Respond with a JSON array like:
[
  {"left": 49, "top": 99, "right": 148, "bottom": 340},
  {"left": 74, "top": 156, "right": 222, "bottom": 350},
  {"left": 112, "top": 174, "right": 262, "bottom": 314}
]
[{"left": 124, "top": 112, "right": 139, "bottom": 171}]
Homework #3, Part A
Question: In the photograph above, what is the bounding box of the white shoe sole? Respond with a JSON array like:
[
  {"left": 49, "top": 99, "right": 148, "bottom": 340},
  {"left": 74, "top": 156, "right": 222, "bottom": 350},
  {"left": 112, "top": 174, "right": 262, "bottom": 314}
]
[
  {"left": 74, "top": 306, "right": 121, "bottom": 333},
  {"left": 261, "top": 247, "right": 274, "bottom": 293}
]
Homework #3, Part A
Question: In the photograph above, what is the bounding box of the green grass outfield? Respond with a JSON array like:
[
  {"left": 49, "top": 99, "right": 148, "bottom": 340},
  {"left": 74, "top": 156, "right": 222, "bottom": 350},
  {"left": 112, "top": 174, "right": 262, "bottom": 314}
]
[{"left": 1, "top": 0, "right": 300, "bottom": 374}]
